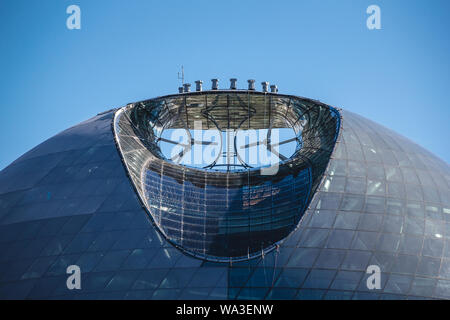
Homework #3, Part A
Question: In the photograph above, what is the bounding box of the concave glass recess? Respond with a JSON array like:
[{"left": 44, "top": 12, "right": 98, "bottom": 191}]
[{"left": 114, "top": 91, "right": 340, "bottom": 261}]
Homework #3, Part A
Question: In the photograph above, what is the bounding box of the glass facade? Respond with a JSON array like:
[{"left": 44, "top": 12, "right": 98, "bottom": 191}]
[
  {"left": 0, "top": 93, "right": 448, "bottom": 300},
  {"left": 114, "top": 92, "right": 340, "bottom": 260},
  {"left": 142, "top": 166, "right": 312, "bottom": 259}
]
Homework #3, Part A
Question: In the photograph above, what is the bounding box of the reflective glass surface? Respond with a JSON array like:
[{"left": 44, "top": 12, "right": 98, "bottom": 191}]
[
  {"left": 115, "top": 92, "right": 340, "bottom": 260},
  {"left": 0, "top": 99, "right": 448, "bottom": 300}
]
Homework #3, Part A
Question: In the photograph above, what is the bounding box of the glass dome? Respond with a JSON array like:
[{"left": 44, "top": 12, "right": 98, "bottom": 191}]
[{"left": 0, "top": 91, "right": 448, "bottom": 300}]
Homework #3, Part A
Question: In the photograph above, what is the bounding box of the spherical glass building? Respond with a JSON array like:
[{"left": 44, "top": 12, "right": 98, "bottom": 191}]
[{"left": 0, "top": 82, "right": 449, "bottom": 300}]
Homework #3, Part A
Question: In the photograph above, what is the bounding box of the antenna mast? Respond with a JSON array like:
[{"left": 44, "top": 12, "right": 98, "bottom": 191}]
[{"left": 177, "top": 65, "right": 184, "bottom": 86}]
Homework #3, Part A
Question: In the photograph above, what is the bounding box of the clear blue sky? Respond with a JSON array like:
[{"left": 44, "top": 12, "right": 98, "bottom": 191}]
[{"left": 1, "top": 0, "right": 449, "bottom": 170}]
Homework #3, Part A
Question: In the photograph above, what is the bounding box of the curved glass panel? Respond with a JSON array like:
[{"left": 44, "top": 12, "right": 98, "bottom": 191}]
[{"left": 114, "top": 91, "right": 340, "bottom": 260}]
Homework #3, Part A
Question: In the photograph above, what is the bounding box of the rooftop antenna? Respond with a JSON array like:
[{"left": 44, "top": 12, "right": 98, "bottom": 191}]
[{"left": 177, "top": 65, "right": 185, "bottom": 86}]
